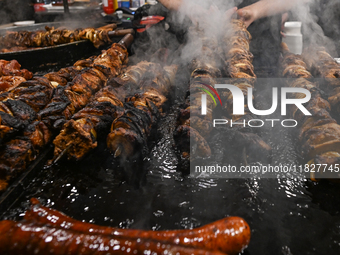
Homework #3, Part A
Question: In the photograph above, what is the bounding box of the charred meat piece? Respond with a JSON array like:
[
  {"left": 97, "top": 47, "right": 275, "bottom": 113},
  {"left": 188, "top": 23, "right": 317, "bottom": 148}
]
[
  {"left": 0, "top": 139, "right": 35, "bottom": 186},
  {"left": 302, "top": 46, "right": 340, "bottom": 113},
  {"left": 39, "top": 43, "right": 128, "bottom": 130},
  {"left": 107, "top": 65, "right": 178, "bottom": 160},
  {"left": 52, "top": 86, "right": 126, "bottom": 161},
  {"left": 0, "top": 76, "right": 27, "bottom": 93},
  {"left": 174, "top": 28, "right": 222, "bottom": 163},
  {"left": 0, "top": 59, "right": 32, "bottom": 80},
  {"left": 0, "top": 76, "right": 54, "bottom": 143},
  {"left": 0, "top": 99, "right": 37, "bottom": 143}
]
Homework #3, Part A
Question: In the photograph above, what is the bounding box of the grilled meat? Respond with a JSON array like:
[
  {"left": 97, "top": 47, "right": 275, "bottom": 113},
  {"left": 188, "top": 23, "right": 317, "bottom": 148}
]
[
  {"left": 44, "top": 66, "right": 82, "bottom": 87},
  {"left": 52, "top": 86, "right": 125, "bottom": 161},
  {"left": 0, "top": 220, "right": 227, "bottom": 255},
  {"left": 281, "top": 43, "right": 340, "bottom": 179},
  {"left": 107, "top": 65, "right": 178, "bottom": 160},
  {"left": 0, "top": 77, "right": 54, "bottom": 144},
  {"left": 38, "top": 43, "right": 128, "bottom": 130},
  {"left": 0, "top": 139, "right": 34, "bottom": 190},
  {"left": 0, "top": 60, "right": 32, "bottom": 80},
  {"left": 17, "top": 198, "right": 250, "bottom": 255},
  {"left": 0, "top": 76, "right": 26, "bottom": 93},
  {"left": 174, "top": 27, "right": 222, "bottom": 162},
  {"left": 175, "top": 20, "right": 270, "bottom": 165},
  {"left": 302, "top": 46, "right": 340, "bottom": 113},
  {"left": 0, "top": 59, "right": 33, "bottom": 93},
  {"left": 222, "top": 19, "right": 256, "bottom": 119},
  {"left": 217, "top": 19, "right": 271, "bottom": 163},
  {"left": 0, "top": 42, "right": 129, "bottom": 191},
  {"left": 52, "top": 61, "right": 163, "bottom": 161},
  {"left": 0, "top": 24, "right": 117, "bottom": 51}
]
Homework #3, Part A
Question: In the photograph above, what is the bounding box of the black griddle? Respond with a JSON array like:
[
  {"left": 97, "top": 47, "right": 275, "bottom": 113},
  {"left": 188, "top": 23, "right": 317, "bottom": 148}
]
[{"left": 1, "top": 68, "right": 340, "bottom": 255}]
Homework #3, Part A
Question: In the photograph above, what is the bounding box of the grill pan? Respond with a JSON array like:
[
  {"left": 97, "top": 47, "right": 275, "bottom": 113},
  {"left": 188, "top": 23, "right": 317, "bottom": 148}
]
[{"left": 0, "top": 22, "right": 118, "bottom": 73}]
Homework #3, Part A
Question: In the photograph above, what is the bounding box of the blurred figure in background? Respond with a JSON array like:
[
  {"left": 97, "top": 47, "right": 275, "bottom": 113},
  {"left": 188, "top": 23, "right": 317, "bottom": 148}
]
[
  {"left": 0, "top": 0, "right": 34, "bottom": 25},
  {"left": 157, "top": 0, "right": 311, "bottom": 68}
]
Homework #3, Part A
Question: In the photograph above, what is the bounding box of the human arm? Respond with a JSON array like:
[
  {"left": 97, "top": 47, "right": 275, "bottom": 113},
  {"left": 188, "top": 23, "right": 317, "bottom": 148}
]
[
  {"left": 237, "top": 0, "right": 311, "bottom": 27},
  {"left": 157, "top": 0, "right": 237, "bottom": 25},
  {"left": 157, "top": 0, "right": 183, "bottom": 11}
]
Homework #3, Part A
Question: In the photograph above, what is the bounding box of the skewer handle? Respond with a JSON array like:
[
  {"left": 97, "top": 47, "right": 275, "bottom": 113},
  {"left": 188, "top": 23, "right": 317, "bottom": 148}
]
[
  {"left": 108, "top": 29, "right": 135, "bottom": 38},
  {"left": 118, "top": 34, "right": 135, "bottom": 48}
]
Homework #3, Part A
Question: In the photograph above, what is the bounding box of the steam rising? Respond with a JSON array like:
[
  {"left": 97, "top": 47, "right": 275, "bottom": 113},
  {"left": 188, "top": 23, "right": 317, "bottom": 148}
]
[
  {"left": 131, "top": 0, "right": 340, "bottom": 65},
  {"left": 292, "top": 0, "right": 338, "bottom": 55}
]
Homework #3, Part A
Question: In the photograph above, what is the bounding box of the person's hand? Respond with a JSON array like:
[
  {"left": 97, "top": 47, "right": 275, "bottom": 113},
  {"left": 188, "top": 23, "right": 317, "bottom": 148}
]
[
  {"left": 224, "top": 7, "right": 238, "bottom": 23},
  {"left": 186, "top": 5, "right": 237, "bottom": 28},
  {"left": 237, "top": 6, "right": 258, "bottom": 28},
  {"left": 280, "top": 12, "right": 289, "bottom": 37}
]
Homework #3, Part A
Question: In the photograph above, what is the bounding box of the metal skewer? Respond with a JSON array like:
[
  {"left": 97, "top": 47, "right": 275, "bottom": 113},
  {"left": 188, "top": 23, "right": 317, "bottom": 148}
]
[
  {"left": 47, "top": 143, "right": 73, "bottom": 167},
  {"left": 114, "top": 145, "right": 122, "bottom": 158}
]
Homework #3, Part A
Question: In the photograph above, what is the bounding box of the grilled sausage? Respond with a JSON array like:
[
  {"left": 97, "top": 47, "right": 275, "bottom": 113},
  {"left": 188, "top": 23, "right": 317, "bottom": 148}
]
[
  {"left": 25, "top": 198, "right": 250, "bottom": 254},
  {"left": 0, "top": 220, "right": 226, "bottom": 255}
]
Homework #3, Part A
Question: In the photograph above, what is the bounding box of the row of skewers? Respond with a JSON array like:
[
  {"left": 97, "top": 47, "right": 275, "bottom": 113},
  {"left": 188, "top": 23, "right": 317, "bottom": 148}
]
[
  {"left": 51, "top": 60, "right": 178, "bottom": 164},
  {"left": 0, "top": 31, "right": 182, "bottom": 191},
  {"left": 174, "top": 27, "right": 221, "bottom": 164},
  {"left": 2, "top": 20, "right": 340, "bottom": 190},
  {"left": 0, "top": 36, "right": 130, "bottom": 191},
  {"left": 0, "top": 24, "right": 134, "bottom": 52},
  {"left": 174, "top": 19, "right": 271, "bottom": 168},
  {"left": 220, "top": 19, "right": 271, "bottom": 164},
  {"left": 280, "top": 43, "right": 340, "bottom": 179}
]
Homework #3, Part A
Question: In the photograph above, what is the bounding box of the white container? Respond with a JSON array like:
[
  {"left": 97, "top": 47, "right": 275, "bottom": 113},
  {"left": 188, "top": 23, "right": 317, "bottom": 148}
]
[
  {"left": 147, "top": 0, "right": 157, "bottom": 5},
  {"left": 282, "top": 21, "right": 303, "bottom": 55}
]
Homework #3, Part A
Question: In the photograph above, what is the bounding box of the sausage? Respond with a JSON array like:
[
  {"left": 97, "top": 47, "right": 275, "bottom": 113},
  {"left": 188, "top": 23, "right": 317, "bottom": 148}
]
[
  {"left": 0, "top": 220, "right": 226, "bottom": 255},
  {"left": 25, "top": 198, "right": 251, "bottom": 254}
]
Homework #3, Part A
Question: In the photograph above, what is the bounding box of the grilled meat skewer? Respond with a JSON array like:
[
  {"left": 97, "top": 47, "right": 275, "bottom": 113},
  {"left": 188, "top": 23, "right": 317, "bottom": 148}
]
[
  {"left": 0, "top": 77, "right": 54, "bottom": 145},
  {"left": 174, "top": 29, "right": 222, "bottom": 162},
  {"left": 175, "top": 20, "right": 271, "bottom": 165},
  {"left": 0, "top": 62, "right": 89, "bottom": 144},
  {"left": 302, "top": 46, "right": 340, "bottom": 114},
  {"left": 52, "top": 61, "right": 164, "bottom": 161},
  {"left": 0, "top": 24, "right": 118, "bottom": 51},
  {"left": 281, "top": 43, "right": 340, "bottom": 179},
  {"left": 107, "top": 64, "right": 178, "bottom": 160},
  {"left": 219, "top": 19, "right": 271, "bottom": 163},
  {"left": 38, "top": 43, "right": 128, "bottom": 130}
]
